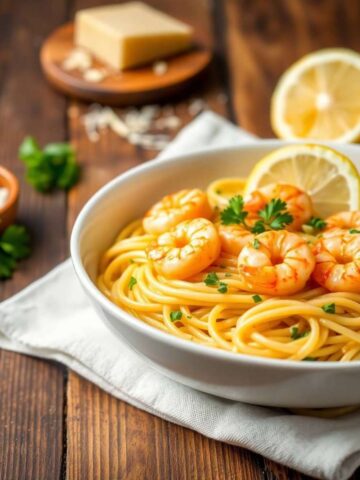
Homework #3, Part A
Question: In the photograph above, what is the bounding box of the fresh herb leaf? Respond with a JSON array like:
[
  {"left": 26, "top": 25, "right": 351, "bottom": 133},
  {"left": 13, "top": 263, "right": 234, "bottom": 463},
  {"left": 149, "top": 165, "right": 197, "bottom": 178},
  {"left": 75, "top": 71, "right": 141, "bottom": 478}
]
[
  {"left": 303, "top": 357, "right": 317, "bottom": 361},
  {"left": 0, "top": 225, "right": 31, "bottom": 279},
  {"left": 0, "top": 225, "right": 31, "bottom": 260},
  {"left": 269, "top": 211, "right": 293, "bottom": 230},
  {"left": 305, "top": 216, "right": 327, "bottom": 231},
  {"left": 18, "top": 136, "right": 80, "bottom": 192},
  {"left": 56, "top": 156, "right": 79, "bottom": 190},
  {"left": 220, "top": 195, "right": 248, "bottom": 226},
  {"left": 128, "top": 276, "right": 137, "bottom": 290},
  {"left": 322, "top": 303, "right": 336, "bottom": 314},
  {"left": 251, "top": 220, "right": 266, "bottom": 234},
  {"left": 250, "top": 198, "right": 293, "bottom": 233},
  {"left": 204, "top": 272, "right": 228, "bottom": 293},
  {"left": 224, "top": 273, "right": 232, "bottom": 277},
  {"left": 18, "top": 136, "right": 42, "bottom": 163},
  {"left": 350, "top": 229, "right": 360, "bottom": 234},
  {"left": 0, "top": 251, "right": 17, "bottom": 279},
  {"left": 252, "top": 294, "right": 262, "bottom": 303},
  {"left": 259, "top": 199, "right": 293, "bottom": 229},
  {"left": 253, "top": 238, "right": 260, "bottom": 249},
  {"left": 204, "top": 272, "right": 219, "bottom": 286},
  {"left": 170, "top": 310, "right": 182, "bottom": 322},
  {"left": 290, "top": 326, "right": 310, "bottom": 340},
  {"left": 217, "top": 282, "right": 228, "bottom": 294}
]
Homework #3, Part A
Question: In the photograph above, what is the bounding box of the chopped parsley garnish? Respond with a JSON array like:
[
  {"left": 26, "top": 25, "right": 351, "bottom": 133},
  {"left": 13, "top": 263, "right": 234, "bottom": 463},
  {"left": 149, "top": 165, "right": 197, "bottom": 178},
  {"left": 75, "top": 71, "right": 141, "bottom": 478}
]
[
  {"left": 253, "top": 238, "right": 260, "bottom": 249},
  {"left": 220, "top": 195, "right": 248, "bottom": 226},
  {"left": 290, "top": 326, "right": 310, "bottom": 340},
  {"left": 0, "top": 225, "right": 31, "bottom": 279},
  {"left": 303, "top": 357, "right": 317, "bottom": 361},
  {"left": 322, "top": 303, "right": 336, "bottom": 314},
  {"left": 204, "top": 272, "right": 219, "bottom": 286},
  {"left": 128, "top": 276, "right": 137, "bottom": 290},
  {"left": 224, "top": 273, "right": 232, "bottom": 277},
  {"left": 252, "top": 294, "right": 262, "bottom": 303},
  {"left": 216, "top": 189, "right": 222, "bottom": 194},
  {"left": 204, "top": 272, "right": 228, "bottom": 293},
  {"left": 19, "top": 136, "right": 80, "bottom": 192},
  {"left": 305, "top": 216, "right": 327, "bottom": 232},
  {"left": 170, "top": 310, "right": 182, "bottom": 322},
  {"left": 218, "top": 282, "right": 228, "bottom": 294},
  {"left": 350, "top": 229, "right": 360, "bottom": 234}
]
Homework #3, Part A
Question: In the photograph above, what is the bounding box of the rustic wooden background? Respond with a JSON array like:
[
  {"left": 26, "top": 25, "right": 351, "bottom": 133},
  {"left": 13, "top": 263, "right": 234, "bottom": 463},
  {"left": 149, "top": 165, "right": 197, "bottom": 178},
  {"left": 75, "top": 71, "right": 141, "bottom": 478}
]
[{"left": 1, "top": 0, "right": 360, "bottom": 478}]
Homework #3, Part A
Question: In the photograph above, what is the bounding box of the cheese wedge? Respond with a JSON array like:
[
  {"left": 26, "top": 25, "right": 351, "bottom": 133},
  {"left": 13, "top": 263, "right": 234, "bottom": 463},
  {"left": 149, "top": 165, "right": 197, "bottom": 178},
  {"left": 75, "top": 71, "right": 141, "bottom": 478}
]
[{"left": 75, "top": 2, "right": 193, "bottom": 70}]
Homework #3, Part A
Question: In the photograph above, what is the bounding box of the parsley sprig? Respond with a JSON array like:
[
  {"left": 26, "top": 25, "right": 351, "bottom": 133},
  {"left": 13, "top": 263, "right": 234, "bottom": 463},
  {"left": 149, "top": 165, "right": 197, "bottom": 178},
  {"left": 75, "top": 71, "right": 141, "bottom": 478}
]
[
  {"left": 0, "top": 225, "right": 31, "bottom": 279},
  {"left": 220, "top": 196, "right": 248, "bottom": 226},
  {"left": 306, "top": 217, "right": 327, "bottom": 230},
  {"left": 252, "top": 199, "right": 293, "bottom": 233},
  {"left": 19, "top": 136, "right": 80, "bottom": 192},
  {"left": 220, "top": 195, "right": 293, "bottom": 233},
  {"left": 303, "top": 216, "right": 327, "bottom": 234}
]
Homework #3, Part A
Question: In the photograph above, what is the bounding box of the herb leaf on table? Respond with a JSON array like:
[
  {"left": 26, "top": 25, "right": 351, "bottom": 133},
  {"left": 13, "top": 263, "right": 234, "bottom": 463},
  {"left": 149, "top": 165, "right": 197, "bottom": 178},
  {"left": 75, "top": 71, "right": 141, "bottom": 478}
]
[
  {"left": 19, "top": 136, "right": 80, "bottom": 192},
  {"left": 0, "top": 225, "right": 31, "bottom": 279}
]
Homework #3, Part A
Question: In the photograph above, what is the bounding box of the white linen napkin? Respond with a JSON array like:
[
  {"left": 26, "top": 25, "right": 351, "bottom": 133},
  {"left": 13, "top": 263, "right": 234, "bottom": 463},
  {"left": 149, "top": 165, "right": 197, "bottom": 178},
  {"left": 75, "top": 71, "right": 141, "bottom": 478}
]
[{"left": 1, "top": 111, "right": 359, "bottom": 480}]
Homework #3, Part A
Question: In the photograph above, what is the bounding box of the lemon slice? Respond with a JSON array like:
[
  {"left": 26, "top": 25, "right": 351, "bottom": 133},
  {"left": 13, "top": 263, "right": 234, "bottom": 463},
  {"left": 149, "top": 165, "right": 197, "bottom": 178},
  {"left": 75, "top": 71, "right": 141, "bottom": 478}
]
[
  {"left": 207, "top": 177, "right": 247, "bottom": 208},
  {"left": 244, "top": 144, "right": 360, "bottom": 217},
  {"left": 271, "top": 48, "right": 360, "bottom": 142}
]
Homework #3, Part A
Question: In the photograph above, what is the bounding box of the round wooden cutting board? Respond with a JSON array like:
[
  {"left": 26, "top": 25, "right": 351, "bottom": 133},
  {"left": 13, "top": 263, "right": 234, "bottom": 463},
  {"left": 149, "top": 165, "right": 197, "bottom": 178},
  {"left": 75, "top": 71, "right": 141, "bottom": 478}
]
[{"left": 40, "top": 23, "right": 212, "bottom": 105}]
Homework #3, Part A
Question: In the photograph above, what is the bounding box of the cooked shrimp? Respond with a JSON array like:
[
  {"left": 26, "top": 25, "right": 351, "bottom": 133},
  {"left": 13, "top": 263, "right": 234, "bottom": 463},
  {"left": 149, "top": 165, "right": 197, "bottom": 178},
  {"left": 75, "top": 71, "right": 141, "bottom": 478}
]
[
  {"left": 325, "top": 211, "right": 360, "bottom": 231},
  {"left": 237, "top": 230, "right": 315, "bottom": 295},
  {"left": 217, "top": 224, "right": 254, "bottom": 256},
  {"left": 312, "top": 229, "right": 360, "bottom": 292},
  {"left": 143, "top": 189, "right": 212, "bottom": 235},
  {"left": 147, "top": 218, "right": 221, "bottom": 279},
  {"left": 245, "top": 184, "right": 313, "bottom": 231}
]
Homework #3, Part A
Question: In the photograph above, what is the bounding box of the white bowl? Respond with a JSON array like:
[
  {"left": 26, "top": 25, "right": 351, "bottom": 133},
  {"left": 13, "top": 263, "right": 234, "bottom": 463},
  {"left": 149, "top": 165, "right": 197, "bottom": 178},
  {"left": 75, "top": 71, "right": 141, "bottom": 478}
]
[{"left": 71, "top": 140, "right": 360, "bottom": 408}]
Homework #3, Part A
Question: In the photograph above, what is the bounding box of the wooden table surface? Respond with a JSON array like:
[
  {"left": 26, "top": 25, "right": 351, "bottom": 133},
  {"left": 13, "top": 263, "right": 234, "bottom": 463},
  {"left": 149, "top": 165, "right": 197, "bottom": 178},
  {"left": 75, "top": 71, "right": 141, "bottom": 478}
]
[{"left": 1, "top": 1, "right": 359, "bottom": 479}]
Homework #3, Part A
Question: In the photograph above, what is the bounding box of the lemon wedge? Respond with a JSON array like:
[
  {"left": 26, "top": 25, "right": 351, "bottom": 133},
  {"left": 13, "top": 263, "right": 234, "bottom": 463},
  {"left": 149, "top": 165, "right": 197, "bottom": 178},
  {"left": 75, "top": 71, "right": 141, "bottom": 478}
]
[
  {"left": 244, "top": 144, "right": 360, "bottom": 217},
  {"left": 271, "top": 48, "right": 360, "bottom": 142}
]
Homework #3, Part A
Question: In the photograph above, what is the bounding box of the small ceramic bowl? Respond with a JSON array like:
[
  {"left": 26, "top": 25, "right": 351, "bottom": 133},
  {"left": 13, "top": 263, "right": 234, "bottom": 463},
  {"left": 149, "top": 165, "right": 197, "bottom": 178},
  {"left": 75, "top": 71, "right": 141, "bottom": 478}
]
[{"left": 0, "top": 166, "right": 19, "bottom": 232}]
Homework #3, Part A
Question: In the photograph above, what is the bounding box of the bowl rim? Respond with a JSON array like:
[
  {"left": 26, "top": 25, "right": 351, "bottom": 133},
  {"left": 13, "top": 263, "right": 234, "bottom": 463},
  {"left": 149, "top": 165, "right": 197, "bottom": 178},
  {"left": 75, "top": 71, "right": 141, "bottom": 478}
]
[
  {"left": 0, "top": 166, "right": 19, "bottom": 216},
  {"left": 70, "top": 139, "right": 360, "bottom": 371}
]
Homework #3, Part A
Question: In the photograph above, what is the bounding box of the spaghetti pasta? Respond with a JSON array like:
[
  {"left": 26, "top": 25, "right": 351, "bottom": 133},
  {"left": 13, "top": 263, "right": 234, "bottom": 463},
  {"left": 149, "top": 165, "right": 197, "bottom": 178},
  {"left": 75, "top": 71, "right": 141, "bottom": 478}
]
[{"left": 97, "top": 180, "right": 360, "bottom": 362}]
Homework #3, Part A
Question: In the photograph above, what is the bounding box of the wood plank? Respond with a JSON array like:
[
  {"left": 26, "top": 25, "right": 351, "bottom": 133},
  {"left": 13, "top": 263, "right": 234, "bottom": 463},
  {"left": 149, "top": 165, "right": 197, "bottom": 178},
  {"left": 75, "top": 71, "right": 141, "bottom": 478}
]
[
  {"left": 0, "top": 0, "right": 69, "bottom": 478},
  {"left": 67, "top": 374, "right": 266, "bottom": 480},
  {"left": 224, "top": 0, "right": 360, "bottom": 137},
  {"left": 65, "top": 0, "right": 265, "bottom": 478}
]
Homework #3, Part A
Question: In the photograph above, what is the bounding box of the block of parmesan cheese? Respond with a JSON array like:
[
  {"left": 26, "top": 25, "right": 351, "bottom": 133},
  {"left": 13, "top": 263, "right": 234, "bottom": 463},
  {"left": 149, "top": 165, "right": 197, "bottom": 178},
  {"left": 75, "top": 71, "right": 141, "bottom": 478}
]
[{"left": 75, "top": 2, "right": 193, "bottom": 70}]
